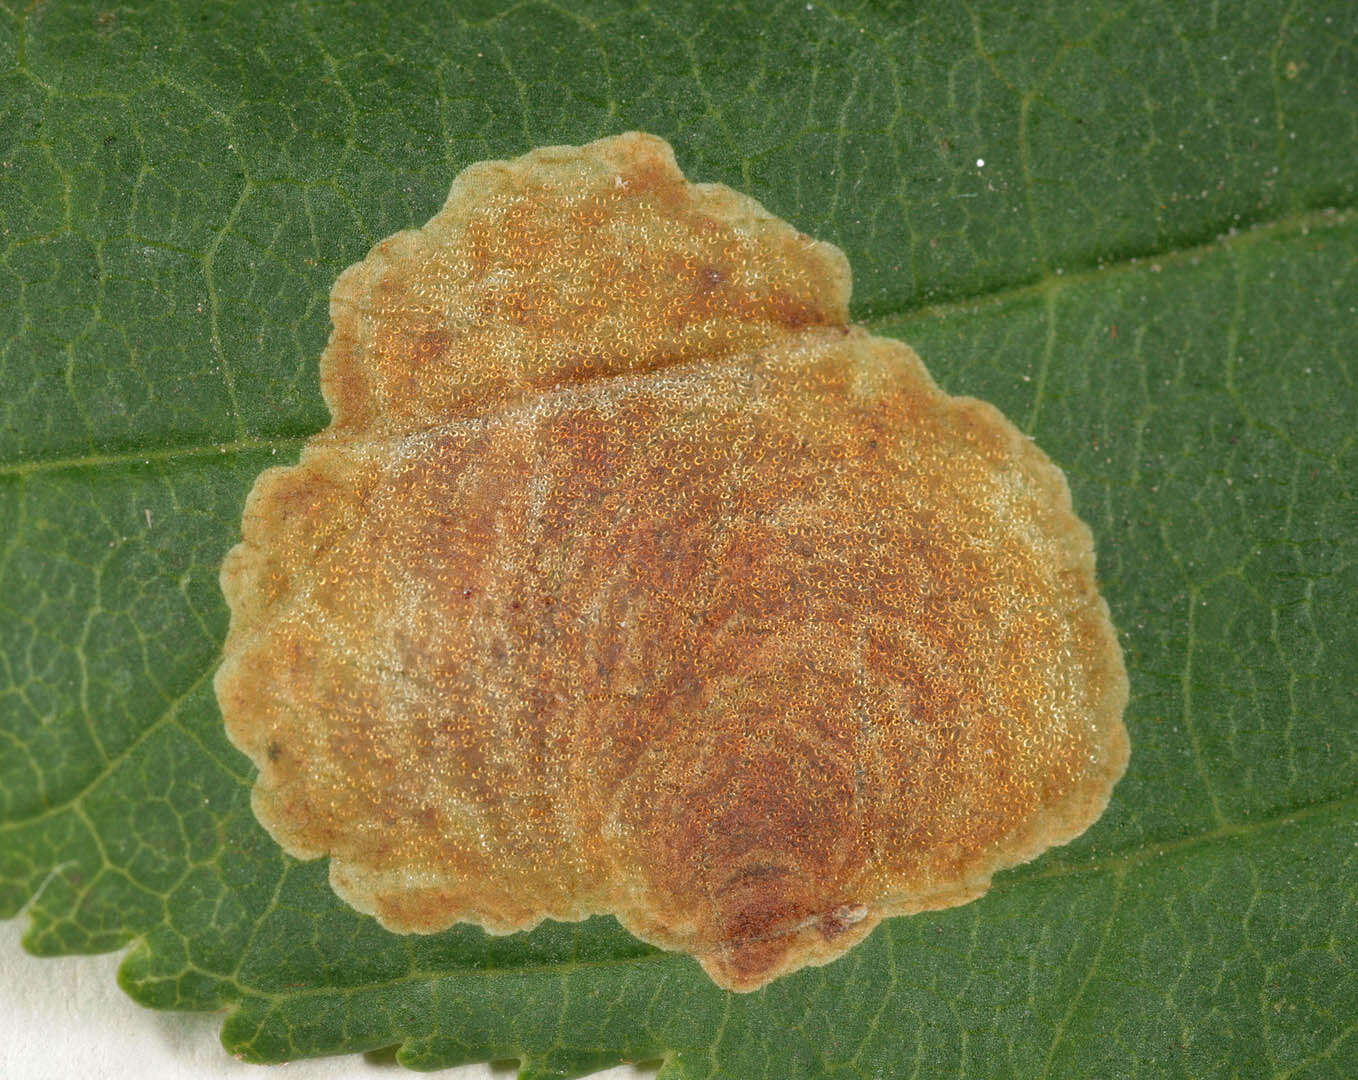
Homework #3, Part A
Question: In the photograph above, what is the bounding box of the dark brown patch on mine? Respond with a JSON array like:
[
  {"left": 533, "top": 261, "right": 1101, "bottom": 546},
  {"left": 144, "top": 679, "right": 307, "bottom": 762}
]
[{"left": 216, "top": 132, "right": 1130, "bottom": 993}]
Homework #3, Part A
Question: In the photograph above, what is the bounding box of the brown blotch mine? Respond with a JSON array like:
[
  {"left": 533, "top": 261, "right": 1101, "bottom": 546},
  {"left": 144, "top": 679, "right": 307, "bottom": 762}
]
[{"left": 216, "top": 132, "right": 1130, "bottom": 991}]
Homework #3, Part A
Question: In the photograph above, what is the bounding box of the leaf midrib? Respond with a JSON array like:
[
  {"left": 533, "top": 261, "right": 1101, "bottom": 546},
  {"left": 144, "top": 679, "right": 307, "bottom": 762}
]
[
  {"left": 1, "top": 205, "right": 1350, "bottom": 478},
  {"left": 7, "top": 195, "right": 1353, "bottom": 996}
]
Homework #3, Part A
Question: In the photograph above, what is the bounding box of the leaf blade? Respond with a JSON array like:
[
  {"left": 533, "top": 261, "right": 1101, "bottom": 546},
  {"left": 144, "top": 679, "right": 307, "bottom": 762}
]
[{"left": 1, "top": 2, "right": 1354, "bottom": 1077}]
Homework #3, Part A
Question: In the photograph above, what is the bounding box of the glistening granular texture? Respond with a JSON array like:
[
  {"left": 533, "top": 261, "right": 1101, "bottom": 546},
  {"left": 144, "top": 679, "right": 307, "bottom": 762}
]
[{"left": 215, "top": 132, "right": 1130, "bottom": 991}]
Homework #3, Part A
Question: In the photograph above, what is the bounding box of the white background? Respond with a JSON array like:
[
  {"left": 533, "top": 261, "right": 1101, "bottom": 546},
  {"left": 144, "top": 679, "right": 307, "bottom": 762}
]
[{"left": 1, "top": 917, "right": 656, "bottom": 1080}]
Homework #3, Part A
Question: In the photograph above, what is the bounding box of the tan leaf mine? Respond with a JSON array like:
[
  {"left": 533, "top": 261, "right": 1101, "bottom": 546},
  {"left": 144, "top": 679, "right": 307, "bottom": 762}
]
[{"left": 216, "top": 132, "right": 1130, "bottom": 992}]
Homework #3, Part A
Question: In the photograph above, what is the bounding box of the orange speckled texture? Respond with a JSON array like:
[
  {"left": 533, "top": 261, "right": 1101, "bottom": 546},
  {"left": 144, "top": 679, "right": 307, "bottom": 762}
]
[{"left": 215, "top": 132, "right": 1129, "bottom": 991}]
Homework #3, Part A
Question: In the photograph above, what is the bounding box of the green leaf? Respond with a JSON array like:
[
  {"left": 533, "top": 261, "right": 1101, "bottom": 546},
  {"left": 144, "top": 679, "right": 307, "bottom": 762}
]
[{"left": 1, "top": 1, "right": 1353, "bottom": 1077}]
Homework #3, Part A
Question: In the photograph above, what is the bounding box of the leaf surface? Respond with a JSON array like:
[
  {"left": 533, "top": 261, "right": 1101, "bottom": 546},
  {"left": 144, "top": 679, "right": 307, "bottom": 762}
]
[{"left": 0, "top": 2, "right": 1353, "bottom": 1077}]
